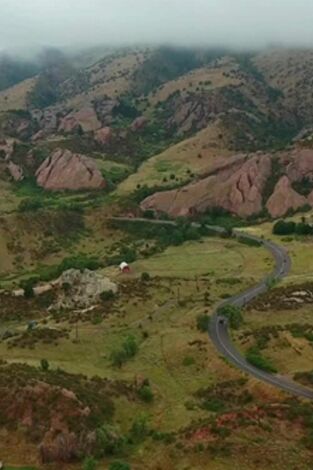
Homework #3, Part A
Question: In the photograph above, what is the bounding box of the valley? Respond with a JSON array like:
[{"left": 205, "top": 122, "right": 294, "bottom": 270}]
[{"left": 1, "top": 44, "right": 313, "bottom": 469}]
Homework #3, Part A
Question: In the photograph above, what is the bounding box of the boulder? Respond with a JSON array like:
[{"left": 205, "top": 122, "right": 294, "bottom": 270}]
[
  {"left": 141, "top": 153, "right": 272, "bottom": 218},
  {"left": 7, "top": 161, "right": 24, "bottom": 181},
  {"left": 59, "top": 106, "right": 101, "bottom": 134},
  {"left": 130, "top": 116, "right": 148, "bottom": 132},
  {"left": 94, "top": 126, "right": 112, "bottom": 145},
  {"left": 266, "top": 176, "right": 307, "bottom": 217},
  {"left": 36, "top": 149, "right": 106, "bottom": 191},
  {"left": 0, "top": 138, "right": 15, "bottom": 161},
  {"left": 52, "top": 268, "right": 117, "bottom": 310}
]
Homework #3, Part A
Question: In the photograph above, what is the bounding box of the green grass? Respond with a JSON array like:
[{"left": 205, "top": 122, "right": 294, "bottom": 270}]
[{"left": 0, "top": 235, "right": 271, "bottom": 432}]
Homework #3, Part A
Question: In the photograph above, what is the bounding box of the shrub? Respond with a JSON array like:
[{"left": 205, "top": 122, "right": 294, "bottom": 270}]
[
  {"left": 196, "top": 314, "right": 210, "bottom": 332},
  {"left": 111, "top": 335, "right": 138, "bottom": 367},
  {"left": 96, "top": 424, "right": 125, "bottom": 456},
  {"left": 24, "top": 283, "right": 35, "bottom": 299},
  {"left": 109, "top": 462, "right": 131, "bottom": 470},
  {"left": 182, "top": 356, "right": 195, "bottom": 366},
  {"left": 246, "top": 347, "right": 277, "bottom": 373},
  {"left": 129, "top": 414, "right": 149, "bottom": 443},
  {"left": 138, "top": 385, "right": 154, "bottom": 403},
  {"left": 40, "top": 358, "right": 50, "bottom": 371},
  {"left": 141, "top": 272, "right": 150, "bottom": 282},
  {"left": 83, "top": 456, "right": 97, "bottom": 470},
  {"left": 217, "top": 304, "right": 243, "bottom": 329},
  {"left": 143, "top": 209, "right": 155, "bottom": 219},
  {"left": 18, "top": 198, "right": 43, "bottom": 212},
  {"left": 100, "top": 290, "right": 115, "bottom": 302}
]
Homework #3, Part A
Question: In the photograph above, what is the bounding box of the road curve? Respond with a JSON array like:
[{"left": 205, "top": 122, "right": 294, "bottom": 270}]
[{"left": 110, "top": 217, "right": 313, "bottom": 399}]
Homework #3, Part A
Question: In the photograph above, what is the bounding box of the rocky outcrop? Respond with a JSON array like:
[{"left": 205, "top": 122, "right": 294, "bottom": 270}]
[
  {"left": 36, "top": 149, "right": 106, "bottom": 191},
  {"left": 52, "top": 268, "right": 117, "bottom": 310},
  {"left": 130, "top": 116, "right": 148, "bottom": 132},
  {"left": 7, "top": 161, "right": 24, "bottom": 181},
  {"left": 0, "top": 138, "right": 15, "bottom": 160},
  {"left": 59, "top": 106, "right": 101, "bottom": 134},
  {"left": 31, "top": 109, "right": 58, "bottom": 134},
  {"left": 40, "top": 430, "right": 79, "bottom": 463},
  {"left": 141, "top": 153, "right": 272, "bottom": 218},
  {"left": 94, "top": 126, "right": 112, "bottom": 145},
  {"left": 266, "top": 176, "right": 307, "bottom": 218},
  {"left": 284, "top": 148, "right": 313, "bottom": 182}
]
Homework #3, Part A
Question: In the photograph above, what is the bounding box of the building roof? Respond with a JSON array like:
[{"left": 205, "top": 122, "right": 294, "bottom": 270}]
[{"left": 119, "top": 261, "right": 129, "bottom": 270}]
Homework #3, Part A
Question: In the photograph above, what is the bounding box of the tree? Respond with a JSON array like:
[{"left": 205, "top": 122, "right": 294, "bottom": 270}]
[
  {"left": 138, "top": 385, "right": 154, "bottom": 403},
  {"left": 40, "top": 358, "right": 50, "bottom": 371},
  {"left": 129, "top": 414, "right": 149, "bottom": 443},
  {"left": 196, "top": 314, "right": 210, "bottom": 332},
  {"left": 272, "top": 220, "right": 296, "bottom": 235},
  {"left": 83, "top": 456, "right": 97, "bottom": 470},
  {"left": 217, "top": 304, "right": 243, "bottom": 329}
]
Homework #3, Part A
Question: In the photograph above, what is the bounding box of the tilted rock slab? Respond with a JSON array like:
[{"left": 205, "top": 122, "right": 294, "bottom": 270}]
[
  {"left": 141, "top": 153, "right": 272, "bottom": 218},
  {"left": 36, "top": 149, "right": 106, "bottom": 191}
]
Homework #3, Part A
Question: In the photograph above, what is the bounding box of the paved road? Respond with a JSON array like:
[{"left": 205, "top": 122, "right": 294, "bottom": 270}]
[{"left": 111, "top": 217, "right": 313, "bottom": 399}]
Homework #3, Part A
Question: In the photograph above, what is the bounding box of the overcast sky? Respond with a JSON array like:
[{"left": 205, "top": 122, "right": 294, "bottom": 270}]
[{"left": 1, "top": 0, "right": 313, "bottom": 54}]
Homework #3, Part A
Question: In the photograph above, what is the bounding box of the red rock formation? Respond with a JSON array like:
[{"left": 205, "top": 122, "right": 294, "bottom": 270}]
[
  {"left": 7, "top": 161, "right": 24, "bottom": 181},
  {"left": 94, "top": 126, "right": 112, "bottom": 145},
  {"left": 130, "top": 116, "right": 148, "bottom": 132},
  {"left": 36, "top": 149, "right": 106, "bottom": 191},
  {"left": 284, "top": 148, "right": 313, "bottom": 182},
  {"left": 141, "top": 153, "right": 272, "bottom": 218},
  {"left": 266, "top": 176, "right": 307, "bottom": 217},
  {"left": 59, "top": 106, "right": 101, "bottom": 134}
]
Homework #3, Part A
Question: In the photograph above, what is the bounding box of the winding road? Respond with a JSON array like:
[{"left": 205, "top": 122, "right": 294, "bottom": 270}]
[{"left": 112, "top": 217, "right": 313, "bottom": 399}]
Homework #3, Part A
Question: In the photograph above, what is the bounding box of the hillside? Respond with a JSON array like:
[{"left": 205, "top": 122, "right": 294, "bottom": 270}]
[
  {"left": 1, "top": 46, "right": 312, "bottom": 221},
  {"left": 3, "top": 45, "right": 313, "bottom": 469}
]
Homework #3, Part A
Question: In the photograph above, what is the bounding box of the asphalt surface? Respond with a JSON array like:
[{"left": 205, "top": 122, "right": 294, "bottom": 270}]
[{"left": 111, "top": 217, "right": 313, "bottom": 399}]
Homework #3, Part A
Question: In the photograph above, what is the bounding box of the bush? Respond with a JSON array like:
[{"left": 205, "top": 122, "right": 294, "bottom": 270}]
[
  {"left": 246, "top": 347, "right": 277, "bottom": 373},
  {"left": 138, "top": 385, "right": 154, "bottom": 403},
  {"left": 109, "top": 462, "right": 131, "bottom": 470},
  {"left": 111, "top": 335, "right": 138, "bottom": 367},
  {"left": 96, "top": 424, "right": 125, "bottom": 456},
  {"left": 129, "top": 414, "right": 149, "bottom": 443},
  {"left": 141, "top": 272, "right": 150, "bottom": 282},
  {"left": 196, "top": 314, "right": 210, "bottom": 332},
  {"left": 83, "top": 456, "right": 97, "bottom": 470},
  {"left": 40, "top": 358, "right": 50, "bottom": 371},
  {"left": 273, "top": 220, "right": 296, "bottom": 235},
  {"left": 24, "top": 283, "right": 35, "bottom": 299},
  {"left": 18, "top": 198, "right": 43, "bottom": 212},
  {"left": 182, "top": 356, "right": 195, "bottom": 366},
  {"left": 100, "top": 290, "right": 115, "bottom": 302},
  {"left": 217, "top": 304, "right": 243, "bottom": 329}
]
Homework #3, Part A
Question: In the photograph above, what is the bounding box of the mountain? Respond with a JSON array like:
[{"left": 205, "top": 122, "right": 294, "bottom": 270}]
[{"left": 1, "top": 46, "right": 313, "bottom": 219}]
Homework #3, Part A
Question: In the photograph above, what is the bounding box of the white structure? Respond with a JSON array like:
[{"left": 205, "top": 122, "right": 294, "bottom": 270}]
[{"left": 119, "top": 261, "right": 130, "bottom": 273}]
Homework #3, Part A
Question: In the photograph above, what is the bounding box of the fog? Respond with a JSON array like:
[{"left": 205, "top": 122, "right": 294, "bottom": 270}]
[{"left": 1, "top": 0, "right": 313, "bottom": 54}]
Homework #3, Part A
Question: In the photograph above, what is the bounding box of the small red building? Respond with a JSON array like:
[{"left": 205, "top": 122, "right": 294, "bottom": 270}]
[{"left": 119, "top": 261, "right": 130, "bottom": 273}]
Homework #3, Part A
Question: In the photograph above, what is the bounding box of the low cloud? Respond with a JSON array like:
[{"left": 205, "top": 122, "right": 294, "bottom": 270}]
[{"left": 1, "top": 0, "right": 313, "bottom": 54}]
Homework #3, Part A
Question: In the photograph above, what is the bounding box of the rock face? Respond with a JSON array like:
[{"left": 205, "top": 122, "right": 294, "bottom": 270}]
[
  {"left": 7, "top": 161, "right": 24, "bottom": 181},
  {"left": 94, "top": 126, "right": 112, "bottom": 145},
  {"left": 36, "top": 149, "right": 106, "bottom": 191},
  {"left": 141, "top": 154, "right": 272, "bottom": 218},
  {"left": 130, "top": 116, "right": 148, "bottom": 132},
  {"left": 0, "top": 138, "right": 15, "bottom": 160},
  {"left": 53, "top": 268, "right": 117, "bottom": 310},
  {"left": 59, "top": 106, "right": 101, "bottom": 134},
  {"left": 266, "top": 176, "right": 307, "bottom": 217}
]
